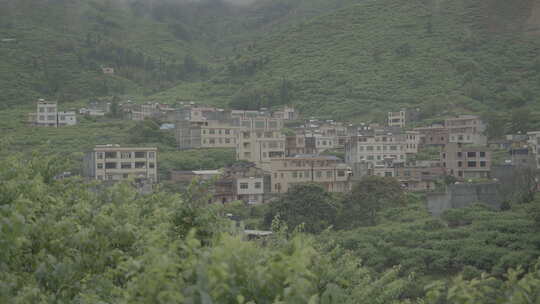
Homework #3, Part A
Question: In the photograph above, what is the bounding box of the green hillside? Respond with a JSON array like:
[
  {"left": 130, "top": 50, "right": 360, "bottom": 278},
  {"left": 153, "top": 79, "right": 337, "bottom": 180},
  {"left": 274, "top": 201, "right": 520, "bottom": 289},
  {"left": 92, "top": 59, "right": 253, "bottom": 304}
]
[
  {"left": 145, "top": 0, "right": 540, "bottom": 123},
  {"left": 1, "top": 0, "right": 539, "bottom": 121}
]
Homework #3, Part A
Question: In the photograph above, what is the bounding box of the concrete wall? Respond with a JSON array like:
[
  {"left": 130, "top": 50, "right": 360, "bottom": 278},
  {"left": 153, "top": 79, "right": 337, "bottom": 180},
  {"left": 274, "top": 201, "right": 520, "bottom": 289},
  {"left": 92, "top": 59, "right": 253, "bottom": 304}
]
[{"left": 427, "top": 183, "right": 502, "bottom": 216}]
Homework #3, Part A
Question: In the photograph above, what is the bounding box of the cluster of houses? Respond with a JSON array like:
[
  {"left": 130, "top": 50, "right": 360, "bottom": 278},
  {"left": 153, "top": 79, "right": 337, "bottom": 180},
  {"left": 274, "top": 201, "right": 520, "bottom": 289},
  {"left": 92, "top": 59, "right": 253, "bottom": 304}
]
[
  {"left": 28, "top": 99, "right": 77, "bottom": 127},
  {"left": 29, "top": 97, "right": 540, "bottom": 205}
]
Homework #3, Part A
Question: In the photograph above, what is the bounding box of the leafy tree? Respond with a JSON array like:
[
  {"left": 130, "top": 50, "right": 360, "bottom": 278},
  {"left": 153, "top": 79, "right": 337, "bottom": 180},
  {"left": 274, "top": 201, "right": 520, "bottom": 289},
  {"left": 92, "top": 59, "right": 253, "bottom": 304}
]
[
  {"left": 264, "top": 183, "right": 339, "bottom": 233},
  {"left": 339, "top": 176, "right": 406, "bottom": 228}
]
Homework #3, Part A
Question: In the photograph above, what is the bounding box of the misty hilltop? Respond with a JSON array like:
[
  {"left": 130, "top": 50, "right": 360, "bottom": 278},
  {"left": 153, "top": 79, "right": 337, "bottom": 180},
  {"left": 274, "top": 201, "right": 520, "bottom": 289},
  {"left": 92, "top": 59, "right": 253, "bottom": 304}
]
[{"left": 0, "top": 0, "right": 539, "bottom": 119}]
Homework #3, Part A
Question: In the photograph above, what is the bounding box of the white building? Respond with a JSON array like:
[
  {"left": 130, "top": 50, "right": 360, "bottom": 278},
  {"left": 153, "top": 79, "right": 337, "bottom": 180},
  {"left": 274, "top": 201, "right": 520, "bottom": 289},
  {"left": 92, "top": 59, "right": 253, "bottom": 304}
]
[
  {"left": 527, "top": 131, "right": 540, "bottom": 168},
  {"left": 58, "top": 111, "right": 77, "bottom": 126}
]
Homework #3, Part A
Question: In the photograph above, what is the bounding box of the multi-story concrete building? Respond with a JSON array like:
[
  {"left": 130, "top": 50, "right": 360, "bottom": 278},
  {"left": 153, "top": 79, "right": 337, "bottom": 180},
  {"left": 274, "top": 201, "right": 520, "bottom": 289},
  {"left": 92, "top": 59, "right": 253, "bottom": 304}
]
[
  {"left": 58, "top": 111, "right": 77, "bottom": 126},
  {"left": 29, "top": 99, "right": 77, "bottom": 127},
  {"left": 345, "top": 130, "right": 419, "bottom": 177},
  {"left": 285, "top": 135, "right": 306, "bottom": 156},
  {"left": 272, "top": 106, "right": 298, "bottom": 120},
  {"left": 236, "top": 118, "right": 285, "bottom": 169},
  {"left": 414, "top": 125, "right": 449, "bottom": 147},
  {"left": 214, "top": 163, "right": 268, "bottom": 204},
  {"left": 388, "top": 110, "right": 406, "bottom": 128},
  {"left": 441, "top": 143, "right": 491, "bottom": 179},
  {"left": 176, "top": 120, "right": 240, "bottom": 150},
  {"left": 527, "top": 131, "right": 540, "bottom": 168},
  {"left": 83, "top": 145, "right": 158, "bottom": 183},
  {"left": 269, "top": 155, "right": 352, "bottom": 193},
  {"left": 395, "top": 161, "right": 445, "bottom": 192},
  {"left": 444, "top": 115, "right": 487, "bottom": 145}
]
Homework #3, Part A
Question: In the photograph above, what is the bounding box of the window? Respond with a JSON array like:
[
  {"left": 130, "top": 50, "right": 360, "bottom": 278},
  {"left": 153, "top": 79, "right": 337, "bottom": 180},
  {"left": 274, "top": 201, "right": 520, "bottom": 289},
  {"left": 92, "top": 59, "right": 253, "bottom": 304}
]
[
  {"left": 468, "top": 161, "right": 477, "bottom": 168},
  {"left": 149, "top": 163, "right": 155, "bottom": 169},
  {"left": 121, "top": 162, "right": 132, "bottom": 169},
  {"left": 97, "top": 163, "right": 103, "bottom": 169},
  {"left": 39, "top": 115, "right": 45, "bottom": 120},
  {"left": 97, "top": 152, "right": 104, "bottom": 159},
  {"left": 202, "top": 130, "right": 207, "bottom": 134},
  {"left": 134, "top": 152, "right": 146, "bottom": 158},
  {"left": 225, "top": 138, "right": 231, "bottom": 144},
  {"left": 97, "top": 175, "right": 103, "bottom": 180},
  {"left": 480, "top": 152, "right": 486, "bottom": 158},
  {"left": 255, "top": 121, "right": 265, "bottom": 128},
  {"left": 209, "top": 129, "right": 215, "bottom": 135},
  {"left": 105, "top": 162, "right": 117, "bottom": 169},
  {"left": 105, "top": 152, "right": 117, "bottom": 158},
  {"left": 59, "top": 116, "right": 66, "bottom": 121},
  {"left": 269, "top": 121, "right": 278, "bottom": 129},
  {"left": 47, "top": 115, "right": 55, "bottom": 120},
  {"left": 209, "top": 139, "right": 215, "bottom": 144},
  {"left": 390, "top": 145, "right": 397, "bottom": 151},
  {"left": 265, "top": 132, "right": 273, "bottom": 138},
  {"left": 385, "top": 172, "right": 392, "bottom": 177},
  {"left": 149, "top": 152, "right": 155, "bottom": 159},
  {"left": 39, "top": 107, "right": 45, "bottom": 113},
  {"left": 442, "top": 153, "right": 446, "bottom": 159},
  {"left": 337, "top": 170, "right": 345, "bottom": 177},
  {"left": 366, "top": 146, "right": 374, "bottom": 151},
  {"left": 316, "top": 171, "right": 322, "bottom": 178},
  {"left": 240, "top": 183, "right": 249, "bottom": 189},
  {"left": 121, "top": 152, "right": 132, "bottom": 159},
  {"left": 135, "top": 162, "right": 146, "bottom": 169},
  {"left": 243, "top": 132, "right": 250, "bottom": 138},
  {"left": 292, "top": 172, "right": 298, "bottom": 178},
  {"left": 480, "top": 161, "right": 486, "bottom": 167},
  {"left": 47, "top": 107, "right": 55, "bottom": 112},
  {"left": 458, "top": 161, "right": 463, "bottom": 167},
  {"left": 327, "top": 171, "right": 333, "bottom": 178},
  {"left": 225, "top": 129, "right": 230, "bottom": 135},
  {"left": 457, "top": 152, "right": 462, "bottom": 158},
  {"left": 255, "top": 182, "right": 261, "bottom": 189},
  {"left": 467, "top": 152, "right": 477, "bottom": 158}
]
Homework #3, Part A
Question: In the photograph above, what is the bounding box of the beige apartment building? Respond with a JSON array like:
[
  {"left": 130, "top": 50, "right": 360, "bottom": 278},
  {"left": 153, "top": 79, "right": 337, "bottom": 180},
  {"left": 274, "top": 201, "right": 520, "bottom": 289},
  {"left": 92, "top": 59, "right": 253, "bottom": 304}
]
[
  {"left": 269, "top": 155, "right": 351, "bottom": 193},
  {"left": 345, "top": 132, "right": 417, "bottom": 167},
  {"left": 176, "top": 120, "right": 240, "bottom": 150},
  {"left": 441, "top": 143, "right": 491, "bottom": 179},
  {"left": 444, "top": 115, "right": 487, "bottom": 145},
  {"left": 83, "top": 145, "right": 158, "bottom": 183},
  {"left": 236, "top": 118, "right": 286, "bottom": 169}
]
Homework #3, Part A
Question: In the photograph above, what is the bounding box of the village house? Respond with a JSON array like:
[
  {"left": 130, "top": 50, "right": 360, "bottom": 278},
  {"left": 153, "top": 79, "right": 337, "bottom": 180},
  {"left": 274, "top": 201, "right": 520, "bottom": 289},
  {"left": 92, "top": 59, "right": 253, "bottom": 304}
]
[
  {"left": 83, "top": 145, "right": 158, "bottom": 183},
  {"left": 176, "top": 120, "right": 241, "bottom": 150},
  {"left": 285, "top": 134, "right": 307, "bottom": 156},
  {"left": 214, "top": 163, "right": 269, "bottom": 204},
  {"left": 414, "top": 125, "right": 450, "bottom": 147},
  {"left": 235, "top": 118, "right": 286, "bottom": 170},
  {"left": 28, "top": 99, "right": 77, "bottom": 127},
  {"left": 271, "top": 106, "right": 298, "bottom": 120},
  {"left": 387, "top": 108, "right": 420, "bottom": 128},
  {"left": 345, "top": 130, "right": 419, "bottom": 177},
  {"left": 102, "top": 67, "right": 115, "bottom": 75},
  {"left": 269, "top": 155, "right": 352, "bottom": 194},
  {"left": 395, "top": 161, "right": 445, "bottom": 192},
  {"left": 441, "top": 143, "right": 491, "bottom": 179},
  {"left": 388, "top": 110, "right": 406, "bottom": 128},
  {"left": 527, "top": 131, "right": 540, "bottom": 169},
  {"left": 170, "top": 170, "right": 221, "bottom": 184},
  {"left": 444, "top": 115, "right": 487, "bottom": 146}
]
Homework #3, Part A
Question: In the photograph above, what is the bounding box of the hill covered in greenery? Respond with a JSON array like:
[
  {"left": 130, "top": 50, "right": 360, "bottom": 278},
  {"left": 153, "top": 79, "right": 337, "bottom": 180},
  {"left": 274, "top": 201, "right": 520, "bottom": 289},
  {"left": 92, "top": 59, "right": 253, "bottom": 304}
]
[
  {"left": 3, "top": 0, "right": 540, "bottom": 122},
  {"left": 181, "top": 0, "right": 540, "bottom": 121}
]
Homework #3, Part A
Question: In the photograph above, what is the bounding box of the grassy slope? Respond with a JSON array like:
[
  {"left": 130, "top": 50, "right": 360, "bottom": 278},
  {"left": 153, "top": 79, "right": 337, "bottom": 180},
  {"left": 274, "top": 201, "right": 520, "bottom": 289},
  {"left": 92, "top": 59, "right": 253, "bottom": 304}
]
[
  {"left": 0, "top": 0, "right": 209, "bottom": 108},
  {"left": 157, "top": 0, "right": 540, "bottom": 121}
]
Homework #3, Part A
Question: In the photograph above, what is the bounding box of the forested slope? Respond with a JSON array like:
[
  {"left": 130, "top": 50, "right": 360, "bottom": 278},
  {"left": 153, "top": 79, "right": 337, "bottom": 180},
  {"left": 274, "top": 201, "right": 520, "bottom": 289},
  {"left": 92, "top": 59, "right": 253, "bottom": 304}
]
[{"left": 201, "top": 0, "right": 540, "bottom": 119}]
